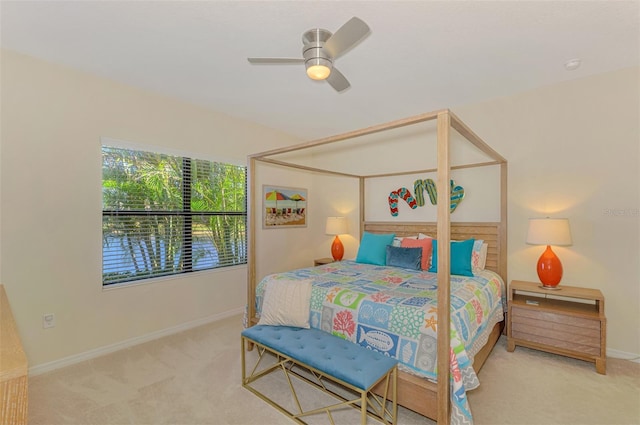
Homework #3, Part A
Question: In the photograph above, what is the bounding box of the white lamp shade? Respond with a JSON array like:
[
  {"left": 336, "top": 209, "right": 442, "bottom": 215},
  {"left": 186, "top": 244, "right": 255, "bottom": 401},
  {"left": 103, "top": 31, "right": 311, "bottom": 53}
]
[
  {"left": 325, "top": 216, "right": 348, "bottom": 236},
  {"left": 526, "top": 218, "right": 572, "bottom": 246}
]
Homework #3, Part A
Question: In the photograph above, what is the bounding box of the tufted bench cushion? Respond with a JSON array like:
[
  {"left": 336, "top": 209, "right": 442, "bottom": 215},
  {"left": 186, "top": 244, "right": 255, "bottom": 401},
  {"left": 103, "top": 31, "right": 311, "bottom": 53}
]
[{"left": 242, "top": 325, "right": 397, "bottom": 391}]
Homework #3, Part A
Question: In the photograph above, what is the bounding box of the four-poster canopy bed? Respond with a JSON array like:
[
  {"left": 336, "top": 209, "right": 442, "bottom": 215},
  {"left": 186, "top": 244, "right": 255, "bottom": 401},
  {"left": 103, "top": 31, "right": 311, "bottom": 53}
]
[{"left": 246, "top": 109, "right": 508, "bottom": 424}]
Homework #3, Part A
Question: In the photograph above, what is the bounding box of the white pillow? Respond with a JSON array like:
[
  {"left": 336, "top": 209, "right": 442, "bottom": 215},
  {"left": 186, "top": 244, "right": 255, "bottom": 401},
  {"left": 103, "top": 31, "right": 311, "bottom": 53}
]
[
  {"left": 258, "top": 279, "right": 312, "bottom": 328},
  {"left": 472, "top": 241, "right": 489, "bottom": 272},
  {"left": 418, "top": 233, "right": 433, "bottom": 240}
]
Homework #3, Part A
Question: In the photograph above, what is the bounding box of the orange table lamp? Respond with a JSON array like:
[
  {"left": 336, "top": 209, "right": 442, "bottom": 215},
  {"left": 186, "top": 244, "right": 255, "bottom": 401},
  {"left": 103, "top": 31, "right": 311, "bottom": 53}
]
[
  {"left": 526, "top": 218, "right": 572, "bottom": 288},
  {"left": 325, "top": 217, "right": 348, "bottom": 261}
]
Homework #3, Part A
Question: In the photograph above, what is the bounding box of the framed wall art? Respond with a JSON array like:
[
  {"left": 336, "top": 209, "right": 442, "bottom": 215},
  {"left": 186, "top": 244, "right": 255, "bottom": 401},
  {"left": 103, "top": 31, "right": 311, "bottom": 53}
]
[{"left": 262, "top": 185, "right": 307, "bottom": 228}]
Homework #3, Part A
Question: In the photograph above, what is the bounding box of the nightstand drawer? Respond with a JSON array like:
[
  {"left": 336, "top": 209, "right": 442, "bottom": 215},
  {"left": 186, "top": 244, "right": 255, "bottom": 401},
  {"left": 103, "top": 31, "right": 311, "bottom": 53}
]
[
  {"left": 511, "top": 313, "right": 601, "bottom": 339},
  {"left": 511, "top": 328, "right": 601, "bottom": 356},
  {"left": 511, "top": 319, "right": 601, "bottom": 351},
  {"left": 511, "top": 306, "right": 601, "bottom": 331},
  {"left": 511, "top": 305, "right": 601, "bottom": 352}
]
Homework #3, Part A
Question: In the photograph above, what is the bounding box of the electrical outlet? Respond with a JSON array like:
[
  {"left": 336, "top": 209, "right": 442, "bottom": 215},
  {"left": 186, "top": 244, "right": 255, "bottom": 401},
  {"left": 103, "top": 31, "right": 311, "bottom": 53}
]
[{"left": 43, "top": 313, "right": 55, "bottom": 329}]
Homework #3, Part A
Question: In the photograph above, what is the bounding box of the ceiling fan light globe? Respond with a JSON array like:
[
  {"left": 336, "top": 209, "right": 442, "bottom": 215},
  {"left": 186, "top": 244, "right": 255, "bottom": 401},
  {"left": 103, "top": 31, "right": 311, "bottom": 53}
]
[
  {"left": 305, "top": 57, "right": 332, "bottom": 80},
  {"left": 307, "top": 64, "right": 331, "bottom": 80}
]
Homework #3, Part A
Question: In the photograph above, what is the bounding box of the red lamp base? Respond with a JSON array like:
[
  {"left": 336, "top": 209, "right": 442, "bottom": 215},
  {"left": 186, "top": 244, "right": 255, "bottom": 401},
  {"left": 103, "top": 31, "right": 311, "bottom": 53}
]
[
  {"left": 331, "top": 235, "right": 344, "bottom": 261},
  {"left": 537, "top": 245, "right": 563, "bottom": 288}
]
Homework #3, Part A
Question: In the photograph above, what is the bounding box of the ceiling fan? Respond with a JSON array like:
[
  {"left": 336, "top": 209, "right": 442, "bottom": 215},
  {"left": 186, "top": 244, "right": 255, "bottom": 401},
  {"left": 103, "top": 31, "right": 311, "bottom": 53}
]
[{"left": 247, "top": 17, "right": 370, "bottom": 92}]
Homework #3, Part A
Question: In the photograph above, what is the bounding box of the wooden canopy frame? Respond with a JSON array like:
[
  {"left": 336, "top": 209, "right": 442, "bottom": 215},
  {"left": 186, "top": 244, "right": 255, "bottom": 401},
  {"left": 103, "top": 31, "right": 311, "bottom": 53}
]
[{"left": 246, "top": 109, "right": 508, "bottom": 424}]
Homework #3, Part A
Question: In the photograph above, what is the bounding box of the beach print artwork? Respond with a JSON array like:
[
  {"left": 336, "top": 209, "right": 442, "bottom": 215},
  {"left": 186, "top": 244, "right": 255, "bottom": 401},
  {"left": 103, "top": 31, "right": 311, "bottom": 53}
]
[{"left": 263, "top": 185, "right": 307, "bottom": 228}]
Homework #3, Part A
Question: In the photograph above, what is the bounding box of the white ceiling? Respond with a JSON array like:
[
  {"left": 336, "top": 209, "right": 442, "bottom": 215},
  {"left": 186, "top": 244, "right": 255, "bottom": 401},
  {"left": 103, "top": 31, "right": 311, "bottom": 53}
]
[{"left": 2, "top": 1, "right": 639, "bottom": 140}]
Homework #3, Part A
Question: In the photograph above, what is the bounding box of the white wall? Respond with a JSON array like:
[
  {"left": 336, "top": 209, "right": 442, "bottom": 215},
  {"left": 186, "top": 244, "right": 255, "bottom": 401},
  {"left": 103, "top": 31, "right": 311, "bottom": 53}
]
[
  {"left": 454, "top": 67, "right": 640, "bottom": 357},
  {"left": 0, "top": 50, "right": 300, "bottom": 368}
]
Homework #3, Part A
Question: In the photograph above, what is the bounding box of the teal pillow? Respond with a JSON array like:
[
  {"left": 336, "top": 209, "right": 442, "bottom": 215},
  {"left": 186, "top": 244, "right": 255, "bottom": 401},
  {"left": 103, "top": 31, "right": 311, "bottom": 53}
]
[
  {"left": 385, "top": 246, "right": 422, "bottom": 270},
  {"left": 355, "top": 232, "right": 396, "bottom": 266},
  {"left": 428, "top": 238, "right": 475, "bottom": 276}
]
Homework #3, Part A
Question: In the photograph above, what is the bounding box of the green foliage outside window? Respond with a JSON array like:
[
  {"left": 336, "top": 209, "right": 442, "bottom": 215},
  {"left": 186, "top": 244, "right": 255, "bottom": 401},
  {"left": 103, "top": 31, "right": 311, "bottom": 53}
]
[{"left": 102, "top": 146, "right": 247, "bottom": 285}]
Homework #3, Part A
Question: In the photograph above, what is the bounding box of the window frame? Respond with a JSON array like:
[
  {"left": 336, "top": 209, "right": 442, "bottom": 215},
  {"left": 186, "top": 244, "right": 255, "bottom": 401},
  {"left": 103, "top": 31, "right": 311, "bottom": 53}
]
[{"left": 101, "top": 138, "right": 247, "bottom": 287}]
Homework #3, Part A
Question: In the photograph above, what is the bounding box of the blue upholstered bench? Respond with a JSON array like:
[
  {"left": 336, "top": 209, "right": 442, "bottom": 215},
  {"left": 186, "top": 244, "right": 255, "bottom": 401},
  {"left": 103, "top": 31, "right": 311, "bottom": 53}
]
[{"left": 241, "top": 325, "right": 398, "bottom": 424}]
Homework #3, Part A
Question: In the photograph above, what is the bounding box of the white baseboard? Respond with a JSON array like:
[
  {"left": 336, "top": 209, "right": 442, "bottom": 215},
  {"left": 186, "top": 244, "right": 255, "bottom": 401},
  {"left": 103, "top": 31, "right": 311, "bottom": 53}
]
[
  {"left": 607, "top": 348, "right": 640, "bottom": 363},
  {"left": 28, "top": 309, "right": 640, "bottom": 376},
  {"left": 29, "top": 307, "right": 245, "bottom": 376}
]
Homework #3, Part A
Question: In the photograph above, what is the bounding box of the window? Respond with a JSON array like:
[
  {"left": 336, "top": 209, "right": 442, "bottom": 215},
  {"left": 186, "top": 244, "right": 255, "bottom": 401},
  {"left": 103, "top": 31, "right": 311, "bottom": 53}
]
[{"left": 102, "top": 145, "right": 247, "bottom": 286}]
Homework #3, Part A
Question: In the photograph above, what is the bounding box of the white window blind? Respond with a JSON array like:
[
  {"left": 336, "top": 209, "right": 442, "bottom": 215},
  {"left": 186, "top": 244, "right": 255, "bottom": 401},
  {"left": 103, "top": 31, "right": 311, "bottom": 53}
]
[{"left": 102, "top": 145, "right": 247, "bottom": 286}]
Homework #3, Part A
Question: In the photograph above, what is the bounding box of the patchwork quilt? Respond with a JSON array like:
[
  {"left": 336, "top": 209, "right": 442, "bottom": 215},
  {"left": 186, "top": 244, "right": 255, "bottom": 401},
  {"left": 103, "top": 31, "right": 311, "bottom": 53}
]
[{"left": 254, "top": 260, "right": 505, "bottom": 425}]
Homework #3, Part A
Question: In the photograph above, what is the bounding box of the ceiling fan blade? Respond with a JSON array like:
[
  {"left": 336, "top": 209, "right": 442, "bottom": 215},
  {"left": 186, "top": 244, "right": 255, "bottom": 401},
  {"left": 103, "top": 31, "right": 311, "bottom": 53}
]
[
  {"left": 323, "top": 17, "right": 370, "bottom": 59},
  {"left": 326, "top": 67, "right": 350, "bottom": 92},
  {"left": 247, "top": 58, "right": 304, "bottom": 64}
]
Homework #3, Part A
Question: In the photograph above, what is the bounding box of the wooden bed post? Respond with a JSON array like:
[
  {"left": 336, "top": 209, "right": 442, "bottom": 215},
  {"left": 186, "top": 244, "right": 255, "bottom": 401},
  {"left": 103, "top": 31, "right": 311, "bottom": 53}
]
[
  {"left": 247, "top": 157, "right": 257, "bottom": 325},
  {"left": 436, "top": 110, "right": 452, "bottom": 424},
  {"left": 359, "top": 177, "right": 365, "bottom": 237},
  {"left": 500, "top": 161, "right": 508, "bottom": 283}
]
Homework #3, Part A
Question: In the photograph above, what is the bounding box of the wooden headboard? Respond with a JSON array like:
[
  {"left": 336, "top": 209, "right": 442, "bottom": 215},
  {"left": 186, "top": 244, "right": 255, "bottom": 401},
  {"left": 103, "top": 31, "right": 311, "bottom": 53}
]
[{"left": 364, "top": 221, "right": 507, "bottom": 283}]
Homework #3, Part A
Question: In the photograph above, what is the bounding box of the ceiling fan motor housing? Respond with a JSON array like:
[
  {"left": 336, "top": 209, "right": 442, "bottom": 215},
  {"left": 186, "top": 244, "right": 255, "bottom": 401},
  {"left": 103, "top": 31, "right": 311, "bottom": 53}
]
[{"left": 302, "top": 28, "right": 333, "bottom": 73}]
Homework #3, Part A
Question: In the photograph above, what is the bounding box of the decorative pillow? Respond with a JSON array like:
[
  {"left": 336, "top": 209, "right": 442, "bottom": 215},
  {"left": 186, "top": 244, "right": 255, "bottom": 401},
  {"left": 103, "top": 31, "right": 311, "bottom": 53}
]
[
  {"left": 356, "top": 232, "right": 396, "bottom": 265},
  {"left": 428, "top": 238, "right": 475, "bottom": 277},
  {"left": 401, "top": 237, "right": 433, "bottom": 270},
  {"left": 392, "top": 235, "right": 418, "bottom": 247},
  {"left": 418, "top": 233, "right": 433, "bottom": 240},
  {"left": 258, "top": 279, "right": 312, "bottom": 328},
  {"left": 385, "top": 245, "right": 422, "bottom": 270},
  {"left": 471, "top": 240, "right": 488, "bottom": 273}
]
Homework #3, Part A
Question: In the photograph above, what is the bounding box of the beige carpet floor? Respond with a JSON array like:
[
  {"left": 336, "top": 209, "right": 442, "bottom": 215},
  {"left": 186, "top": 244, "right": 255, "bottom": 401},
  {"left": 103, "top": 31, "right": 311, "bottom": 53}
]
[{"left": 28, "top": 314, "right": 640, "bottom": 425}]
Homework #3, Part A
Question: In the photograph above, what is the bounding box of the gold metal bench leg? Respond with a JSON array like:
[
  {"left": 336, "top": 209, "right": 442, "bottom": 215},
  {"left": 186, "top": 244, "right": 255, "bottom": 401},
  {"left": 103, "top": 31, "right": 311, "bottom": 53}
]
[
  {"left": 360, "top": 390, "right": 367, "bottom": 425},
  {"left": 281, "top": 359, "right": 304, "bottom": 415},
  {"left": 241, "top": 337, "right": 246, "bottom": 382}
]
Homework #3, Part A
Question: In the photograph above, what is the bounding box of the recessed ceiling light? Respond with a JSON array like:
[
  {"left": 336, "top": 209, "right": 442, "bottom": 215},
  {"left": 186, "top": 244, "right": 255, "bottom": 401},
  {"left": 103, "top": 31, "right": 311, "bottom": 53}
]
[{"left": 564, "top": 59, "right": 582, "bottom": 71}]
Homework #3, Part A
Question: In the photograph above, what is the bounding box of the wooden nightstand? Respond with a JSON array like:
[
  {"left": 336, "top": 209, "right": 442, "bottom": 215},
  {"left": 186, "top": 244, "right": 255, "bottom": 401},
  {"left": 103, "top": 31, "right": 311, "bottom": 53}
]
[
  {"left": 314, "top": 257, "right": 335, "bottom": 266},
  {"left": 507, "top": 280, "right": 606, "bottom": 374}
]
